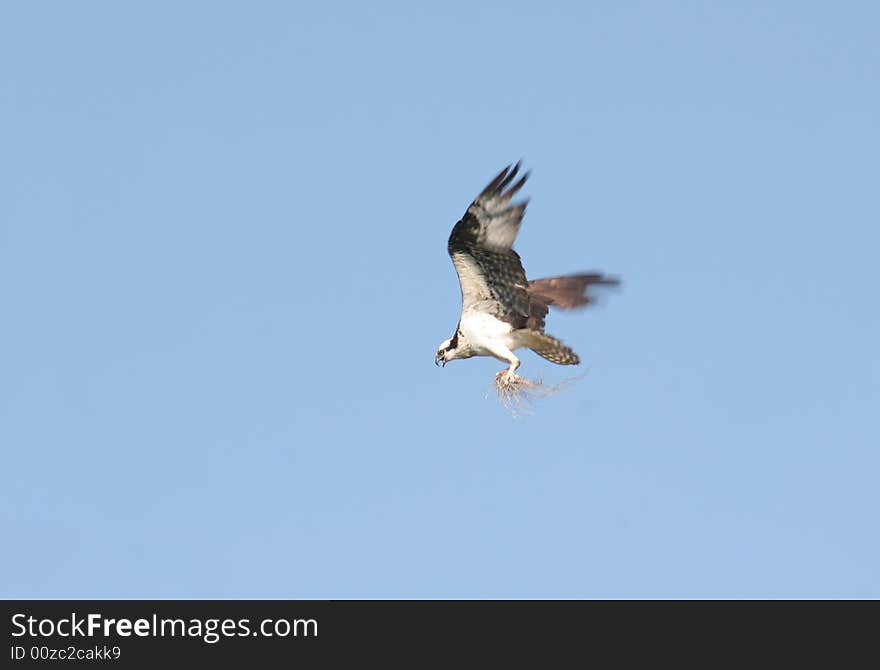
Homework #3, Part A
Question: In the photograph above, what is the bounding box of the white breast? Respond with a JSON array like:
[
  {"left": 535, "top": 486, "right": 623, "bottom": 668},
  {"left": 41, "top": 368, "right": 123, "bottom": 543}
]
[{"left": 459, "top": 310, "right": 515, "bottom": 355}]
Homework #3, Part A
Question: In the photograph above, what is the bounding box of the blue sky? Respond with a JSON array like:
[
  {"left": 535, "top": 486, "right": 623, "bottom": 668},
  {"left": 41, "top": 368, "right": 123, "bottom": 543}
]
[{"left": 2, "top": 2, "right": 878, "bottom": 598}]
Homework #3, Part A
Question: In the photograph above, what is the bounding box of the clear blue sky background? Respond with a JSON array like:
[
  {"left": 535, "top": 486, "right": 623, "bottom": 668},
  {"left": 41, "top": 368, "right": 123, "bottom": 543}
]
[{"left": 2, "top": 2, "right": 878, "bottom": 598}]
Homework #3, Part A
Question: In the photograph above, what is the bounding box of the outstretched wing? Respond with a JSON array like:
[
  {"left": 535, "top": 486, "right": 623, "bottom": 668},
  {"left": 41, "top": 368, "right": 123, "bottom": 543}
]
[
  {"left": 526, "top": 273, "right": 621, "bottom": 331},
  {"left": 447, "top": 162, "right": 531, "bottom": 327}
]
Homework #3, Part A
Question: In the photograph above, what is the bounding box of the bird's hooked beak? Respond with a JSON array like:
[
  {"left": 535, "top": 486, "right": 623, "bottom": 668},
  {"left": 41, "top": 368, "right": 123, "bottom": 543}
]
[{"left": 435, "top": 351, "right": 446, "bottom": 367}]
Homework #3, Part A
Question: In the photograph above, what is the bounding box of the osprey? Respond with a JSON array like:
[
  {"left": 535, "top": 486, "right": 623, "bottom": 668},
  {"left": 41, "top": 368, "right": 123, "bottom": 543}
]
[{"left": 435, "top": 162, "right": 618, "bottom": 384}]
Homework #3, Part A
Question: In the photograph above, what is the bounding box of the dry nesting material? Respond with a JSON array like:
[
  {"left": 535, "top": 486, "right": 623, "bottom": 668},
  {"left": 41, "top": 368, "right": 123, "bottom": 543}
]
[{"left": 488, "top": 371, "right": 573, "bottom": 417}]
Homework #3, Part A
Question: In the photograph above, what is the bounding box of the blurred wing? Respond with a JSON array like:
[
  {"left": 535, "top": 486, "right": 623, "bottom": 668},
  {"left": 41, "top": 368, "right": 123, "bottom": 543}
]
[
  {"left": 447, "top": 162, "right": 531, "bottom": 326},
  {"left": 526, "top": 273, "right": 621, "bottom": 331}
]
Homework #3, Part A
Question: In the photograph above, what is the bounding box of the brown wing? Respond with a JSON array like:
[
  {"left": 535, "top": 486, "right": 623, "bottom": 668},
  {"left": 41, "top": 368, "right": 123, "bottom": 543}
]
[{"left": 527, "top": 273, "right": 621, "bottom": 331}]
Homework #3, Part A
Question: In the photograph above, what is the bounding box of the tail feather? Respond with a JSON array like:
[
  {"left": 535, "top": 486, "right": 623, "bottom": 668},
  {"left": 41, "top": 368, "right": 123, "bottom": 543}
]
[{"left": 517, "top": 330, "right": 580, "bottom": 366}]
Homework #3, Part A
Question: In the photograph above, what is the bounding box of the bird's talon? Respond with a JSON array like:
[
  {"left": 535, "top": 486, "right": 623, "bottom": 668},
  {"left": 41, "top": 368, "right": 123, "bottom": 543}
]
[{"left": 496, "top": 369, "right": 518, "bottom": 386}]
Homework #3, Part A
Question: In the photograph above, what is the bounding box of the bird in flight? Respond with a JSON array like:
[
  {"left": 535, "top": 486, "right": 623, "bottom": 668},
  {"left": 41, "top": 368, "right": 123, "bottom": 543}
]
[{"left": 435, "top": 162, "right": 618, "bottom": 387}]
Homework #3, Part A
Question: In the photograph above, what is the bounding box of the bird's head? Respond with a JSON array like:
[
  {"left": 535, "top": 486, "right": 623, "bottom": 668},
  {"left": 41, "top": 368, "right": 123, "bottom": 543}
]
[
  {"left": 435, "top": 332, "right": 462, "bottom": 368},
  {"left": 435, "top": 338, "right": 453, "bottom": 367}
]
